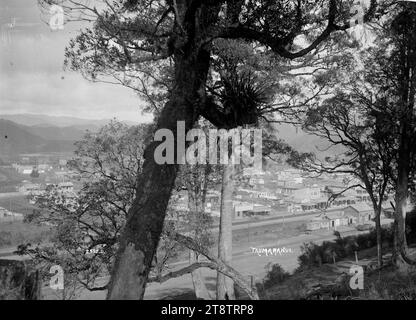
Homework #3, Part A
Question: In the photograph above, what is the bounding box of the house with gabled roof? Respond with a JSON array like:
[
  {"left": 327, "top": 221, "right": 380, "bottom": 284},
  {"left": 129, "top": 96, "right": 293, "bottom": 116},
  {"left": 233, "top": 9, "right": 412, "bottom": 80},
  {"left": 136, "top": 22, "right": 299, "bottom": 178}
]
[
  {"left": 306, "top": 203, "right": 375, "bottom": 231},
  {"left": 343, "top": 203, "right": 374, "bottom": 225},
  {"left": 306, "top": 213, "right": 332, "bottom": 231}
]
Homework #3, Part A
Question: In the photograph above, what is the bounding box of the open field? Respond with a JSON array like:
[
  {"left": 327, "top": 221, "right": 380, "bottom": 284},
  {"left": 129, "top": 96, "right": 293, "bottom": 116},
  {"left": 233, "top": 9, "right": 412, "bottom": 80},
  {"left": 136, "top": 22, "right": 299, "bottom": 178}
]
[
  {"left": 40, "top": 228, "right": 371, "bottom": 300},
  {"left": 160, "top": 218, "right": 307, "bottom": 264},
  {"left": 0, "top": 221, "right": 52, "bottom": 248},
  {"left": 0, "top": 193, "right": 52, "bottom": 250},
  {"left": 0, "top": 167, "right": 23, "bottom": 193},
  {"left": 0, "top": 195, "right": 37, "bottom": 216}
]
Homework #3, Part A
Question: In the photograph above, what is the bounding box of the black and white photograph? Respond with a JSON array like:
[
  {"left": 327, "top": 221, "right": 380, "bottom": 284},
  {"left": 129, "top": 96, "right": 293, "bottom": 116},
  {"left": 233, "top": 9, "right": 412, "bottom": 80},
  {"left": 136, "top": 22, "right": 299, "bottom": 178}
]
[{"left": 1, "top": 0, "right": 416, "bottom": 309}]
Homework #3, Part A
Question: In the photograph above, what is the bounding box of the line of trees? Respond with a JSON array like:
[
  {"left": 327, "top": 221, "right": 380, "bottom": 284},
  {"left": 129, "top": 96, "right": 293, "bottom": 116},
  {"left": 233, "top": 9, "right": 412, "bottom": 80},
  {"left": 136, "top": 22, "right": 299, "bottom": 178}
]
[{"left": 294, "top": 2, "right": 416, "bottom": 269}]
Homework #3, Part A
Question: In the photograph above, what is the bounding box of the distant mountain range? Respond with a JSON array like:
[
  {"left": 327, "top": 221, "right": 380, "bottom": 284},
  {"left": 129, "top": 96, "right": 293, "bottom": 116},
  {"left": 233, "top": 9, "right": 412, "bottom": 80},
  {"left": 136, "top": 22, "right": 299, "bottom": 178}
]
[
  {"left": 0, "top": 113, "right": 341, "bottom": 159},
  {"left": 0, "top": 114, "right": 144, "bottom": 157},
  {"left": 0, "top": 113, "right": 137, "bottom": 128},
  {"left": 0, "top": 119, "right": 77, "bottom": 155},
  {"left": 272, "top": 123, "right": 345, "bottom": 159}
]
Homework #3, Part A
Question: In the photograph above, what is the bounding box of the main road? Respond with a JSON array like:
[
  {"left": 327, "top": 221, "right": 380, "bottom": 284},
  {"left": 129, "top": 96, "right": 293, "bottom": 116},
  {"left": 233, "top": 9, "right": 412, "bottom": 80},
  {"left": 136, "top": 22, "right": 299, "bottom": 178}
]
[{"left": 53, "top": 227, "right": 376, "bottom": 300}]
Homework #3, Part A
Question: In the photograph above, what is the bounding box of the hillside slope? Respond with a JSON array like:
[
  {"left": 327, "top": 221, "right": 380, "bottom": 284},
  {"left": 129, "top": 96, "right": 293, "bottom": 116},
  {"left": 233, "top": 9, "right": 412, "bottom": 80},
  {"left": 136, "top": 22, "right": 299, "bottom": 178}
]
[
  {"left": 21, "top": 124, "right": 86, "bottom": 141},
  {"left": 0, "top": 113, "right": 136, "bottom": 128},
  {"left": 273, "top": 123, "right": 345, "bottom": 159},
  {"left": 0, "top": 119, "right": 75, "bottom": 155}
]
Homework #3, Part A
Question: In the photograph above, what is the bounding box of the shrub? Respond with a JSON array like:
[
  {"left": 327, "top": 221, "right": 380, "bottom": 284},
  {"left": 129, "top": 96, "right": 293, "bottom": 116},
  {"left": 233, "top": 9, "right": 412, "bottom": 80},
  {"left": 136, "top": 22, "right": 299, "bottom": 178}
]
[
  {"left": 297, "top": 242, "right": 324, "bottom": 271},
  {"left": 297, "top": 226, "right": 395, "bottom": 271},
  {"left": 263, "top": 263, "right": 290, "bottom": 289},
  {"left": 363, "top": 270, "right": 416, "bottom": 300},
  {"left": 356, "top": 224, "right": 373, "bottom": 231}
]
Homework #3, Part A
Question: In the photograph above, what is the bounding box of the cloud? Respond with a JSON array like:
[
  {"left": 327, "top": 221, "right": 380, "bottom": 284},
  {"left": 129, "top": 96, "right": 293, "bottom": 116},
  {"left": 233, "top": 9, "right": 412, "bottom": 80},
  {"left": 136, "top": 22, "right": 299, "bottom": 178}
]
[
  {"left": 0, "top": 0, "right": 153, "bottom": 123},
  {"left": 0, "top": 71, "right": 152, "bottom": 122}
]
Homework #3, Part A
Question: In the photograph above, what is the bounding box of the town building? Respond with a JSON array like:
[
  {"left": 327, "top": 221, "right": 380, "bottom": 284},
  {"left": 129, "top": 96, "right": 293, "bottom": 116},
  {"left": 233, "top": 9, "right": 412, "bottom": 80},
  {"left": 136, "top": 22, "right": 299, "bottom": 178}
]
[
  {"left": 292, "top": 185, "right": 322, "bottom": 202},
  {"left": 18, "top": 183, "right": 43, "bottom": 195},
  {"left": 233, "top": 201, "right": 271, "bottom": 220},
  {"left": 58, "top": 182, "right": 74, "bottom": 193},
  {"left": 343, "top": 203, "right": 375, "bottom": 225},
  {"left": 306, "top": 203, "right": 375, "bottom": 231}
]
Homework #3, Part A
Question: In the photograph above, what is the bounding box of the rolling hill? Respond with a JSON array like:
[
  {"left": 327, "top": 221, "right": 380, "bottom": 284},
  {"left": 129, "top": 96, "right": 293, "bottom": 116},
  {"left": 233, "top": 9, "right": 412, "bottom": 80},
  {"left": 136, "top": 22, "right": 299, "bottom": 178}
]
[
  {"left": 0, "top": 113, "right": 144, "bottom": 157},
  {"left": 0, "top": 114, "right": 343, "bottom": 159},
  {"left": 0, "top": 119, "right": 76, "bottom": 156},
  {"left": 273, "top": 123, "right": 345, "bottom": 159},
  {"left": 21, "top": 124, "right": 86, "bottom": 141},
  {"left": 0, "top": 113, "right": 137, "bottom": 128}
]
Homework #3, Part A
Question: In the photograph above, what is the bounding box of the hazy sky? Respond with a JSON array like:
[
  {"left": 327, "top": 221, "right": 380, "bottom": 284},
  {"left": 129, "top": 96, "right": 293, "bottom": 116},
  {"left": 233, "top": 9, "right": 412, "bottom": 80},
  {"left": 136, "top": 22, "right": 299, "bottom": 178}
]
[{"left": 0, "top": 0, "right": 152, "bottom": 122}]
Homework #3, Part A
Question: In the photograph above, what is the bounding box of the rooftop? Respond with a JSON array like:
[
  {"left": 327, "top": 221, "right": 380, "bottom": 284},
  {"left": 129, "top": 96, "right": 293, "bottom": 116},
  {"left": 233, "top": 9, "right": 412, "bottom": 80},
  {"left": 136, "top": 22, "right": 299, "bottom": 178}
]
[{"left": 345, "top": 203, "right": 373, "bottom": 213}]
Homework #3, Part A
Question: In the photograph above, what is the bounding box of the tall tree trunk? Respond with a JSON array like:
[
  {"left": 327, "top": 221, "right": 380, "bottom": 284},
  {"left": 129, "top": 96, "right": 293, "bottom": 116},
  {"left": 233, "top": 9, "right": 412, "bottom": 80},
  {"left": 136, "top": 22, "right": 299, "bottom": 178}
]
[
  {"left": 171, "top": 232, "right": 259, "bottom": 300},
  {"left": 375, "top": 206, "right": 383, "bottom": 268},
  {"left": 187, "top": 166, "right": 212, "bottom": 300},
  {"left": 393, "top": 128, "right": 410, "bottom": 267},
  {"left": 391, "top": 8, "right": 416, "bottom": 267},
  {"left": 367, "top": 195, "right": 383, "bottom": 268},
  {"left": 361, "top": 160, "right": 384, "bottom": 268},
  {"left": 189, "top": 251, "right": 212, "bottom": 300},
  {"left": 217, "top": 164, "right": 235, "bottom": 300},
  {"left": 107, "top": 49, "right": 211, "bottom": 299}
]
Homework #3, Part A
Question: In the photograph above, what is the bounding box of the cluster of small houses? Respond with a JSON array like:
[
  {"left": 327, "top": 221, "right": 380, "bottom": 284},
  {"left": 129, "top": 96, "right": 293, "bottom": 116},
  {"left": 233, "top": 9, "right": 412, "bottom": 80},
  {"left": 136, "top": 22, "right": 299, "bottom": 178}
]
[
  {"left": 306, "top": 203, "right": 376, "bottom": 231},
  {"left": 11, "top": 159, "right": 78, "bottom": 196},
  {"left": 18, "top": 181, "right": 74, "bottom": 196},
  {"left": 168, "top": 166, "right": 388, "bottom": 231},
  {"left": 6, "top": 163, "right": 387, "bottom": 232},
  {"left": 11, "top": 159, "right": 68, "bottom": 175}
]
